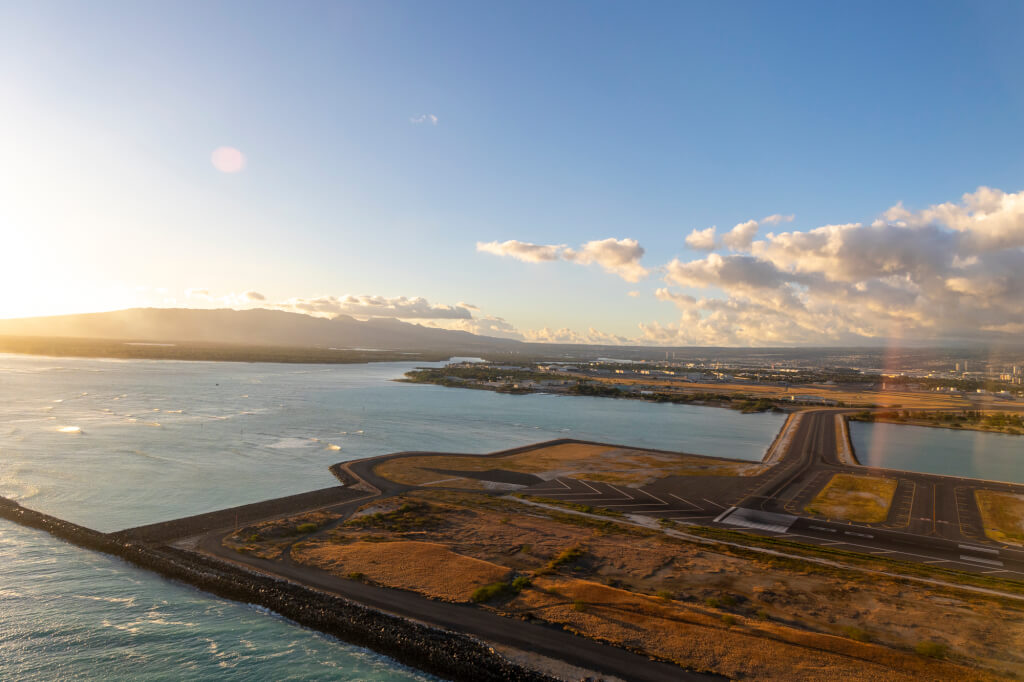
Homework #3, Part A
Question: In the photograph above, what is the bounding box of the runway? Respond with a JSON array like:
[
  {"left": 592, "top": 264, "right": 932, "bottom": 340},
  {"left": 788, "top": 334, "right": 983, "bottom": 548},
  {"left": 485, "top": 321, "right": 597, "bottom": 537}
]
[{"left": 518, "top": 410, "right": 1024, "bottom": 579}]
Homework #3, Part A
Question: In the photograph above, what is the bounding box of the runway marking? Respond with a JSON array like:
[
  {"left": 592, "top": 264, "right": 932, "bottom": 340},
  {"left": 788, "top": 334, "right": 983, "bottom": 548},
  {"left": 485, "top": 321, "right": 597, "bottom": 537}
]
[
  {"left": 790, "top": 532, "right": 1014, "bottom": 569},
  {"left": 959, "top": 555, "right": 1004, "bottom": 568},
  {"left": 808, "top": 525, "right": 838, "bottom": 533},
  {"left": 669, "top": 494, "right": 702, "bottom": 511},
  {"left": 983, "top": 569, "right": 1008, "bottom": 574},
  {"left": 958, "top": 544, "right": 999, "bottom": 556},
  {"left": 703, "top": 498, "right": 727, "bottom": 509},
  {"left": 845, "top": 531, "right": 874, "bottom": 539},
  {"left": 713, "top": 506, "right": 736, "bottom": 523}
]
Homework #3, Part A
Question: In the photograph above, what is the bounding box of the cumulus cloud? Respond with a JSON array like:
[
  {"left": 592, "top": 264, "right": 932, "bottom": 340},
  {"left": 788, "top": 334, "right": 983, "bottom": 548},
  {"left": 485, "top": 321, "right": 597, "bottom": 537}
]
[
  {"left": 477, "top": 240, "right": 564, "bottom": 263},
  {"left": 722, "top": 220, "right": 760, "bottom": 250},
  {"left": 684, "top": 226, "right": 717, "bottom": 251},
  {"left": 762, "top": 213, "right": 795, "bottom": 225},
  {"left": 276, "top": 294, "right": 475, "bottom": 320},
  {"left": 421, "top": 315, "right": 524, "bottom": 340},
  {"left": 562, "top": 238, "right": 649, "bottom": 282},
  {"left": 648, "top": 186, "right": 1024, "bottom": 345},
  {"left": 410, "top": 114, "right": 438, "bottom": 125},
  {"left": 478, "top": 237, "right": 648, "bottom": 282},
  {"left": 522, "top": 326, "right": 629, "bottom": 345}
]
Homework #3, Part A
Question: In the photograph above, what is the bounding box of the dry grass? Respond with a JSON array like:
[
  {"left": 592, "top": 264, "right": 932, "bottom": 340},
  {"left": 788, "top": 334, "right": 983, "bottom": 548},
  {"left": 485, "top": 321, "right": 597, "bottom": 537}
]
[
  {"left": 976, "top": 490, "right": 1024, "bottom": 546},
  {"left": 805, "top": 473, "right": 898, "bottom": 523},
  {"left": 374, "top": 442, "right": 761, "bottom": 490},
  {"left": 244, "top": 491, "right": 1024, "bottom": 678},
  {"left": 294, "top": 540, "right": 512, "bottom": 601},
  {"left": 511, "top": 576, "right": 991, "bottom": 681}
]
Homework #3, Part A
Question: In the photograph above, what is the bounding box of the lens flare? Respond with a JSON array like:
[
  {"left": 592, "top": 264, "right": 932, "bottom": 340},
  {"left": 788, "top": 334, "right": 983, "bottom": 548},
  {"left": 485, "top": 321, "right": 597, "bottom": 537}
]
[{"left": 211, "top": 146, "right": 246, "bottom": 173}]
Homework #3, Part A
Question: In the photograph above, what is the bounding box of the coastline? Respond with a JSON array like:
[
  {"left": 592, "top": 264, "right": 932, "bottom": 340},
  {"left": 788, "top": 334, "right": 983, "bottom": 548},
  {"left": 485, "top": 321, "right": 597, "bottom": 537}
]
[{"left": 0, "top": 496, "right": 559, "bottom": 682}]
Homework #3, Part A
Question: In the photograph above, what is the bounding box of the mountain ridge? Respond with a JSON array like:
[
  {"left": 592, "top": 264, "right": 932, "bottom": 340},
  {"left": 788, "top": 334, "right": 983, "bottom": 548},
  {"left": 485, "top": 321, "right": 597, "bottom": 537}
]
[{"left": 0, "top": 308, "right": 521, "bottom": 353}]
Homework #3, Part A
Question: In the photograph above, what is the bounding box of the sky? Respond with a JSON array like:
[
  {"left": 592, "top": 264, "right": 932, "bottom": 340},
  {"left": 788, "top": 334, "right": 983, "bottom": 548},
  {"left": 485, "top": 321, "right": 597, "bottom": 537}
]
[{"left": 1, "top": 1, "right": 1022, "bottom": 346}]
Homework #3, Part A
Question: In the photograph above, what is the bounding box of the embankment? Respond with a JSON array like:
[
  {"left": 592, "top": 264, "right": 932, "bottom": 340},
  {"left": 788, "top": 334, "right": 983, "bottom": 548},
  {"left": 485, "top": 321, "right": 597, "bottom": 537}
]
[
  {"left": 0, "top": 496, "right": 555, "bottom": 682},
  {"left": 113, "top": 486, "right": 365, "bottom": 544}
]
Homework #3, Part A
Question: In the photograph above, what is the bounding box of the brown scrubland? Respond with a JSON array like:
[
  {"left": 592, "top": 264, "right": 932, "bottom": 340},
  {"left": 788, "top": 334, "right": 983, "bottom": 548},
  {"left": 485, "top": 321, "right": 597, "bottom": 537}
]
[{"left": 228, "top": 490, "right": 1023, "bottom": 680}]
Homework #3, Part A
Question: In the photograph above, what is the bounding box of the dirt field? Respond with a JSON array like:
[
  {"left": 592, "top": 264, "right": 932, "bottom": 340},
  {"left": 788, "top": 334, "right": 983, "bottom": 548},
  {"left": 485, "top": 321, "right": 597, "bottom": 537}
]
[
  {"left": 240, "top": 491, "right": 1024, "bottom": 679},
  {"left": 374, "top": 442, "right": 762, "bottom": 490},
  {"left": 804, "top": 474, "right": 898, "bottom": 523},
  {"left": 976, "top": 490, "right": 1024, "bottom": 546}
]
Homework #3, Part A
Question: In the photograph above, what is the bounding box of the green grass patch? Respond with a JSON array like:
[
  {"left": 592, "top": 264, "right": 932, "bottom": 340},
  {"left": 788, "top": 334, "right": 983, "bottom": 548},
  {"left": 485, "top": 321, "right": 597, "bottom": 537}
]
[
  {"left": 975, "top": 489, "right": 1024, "bottom": 546},
  {"left": 471, "top": 575, "right": 532, "bottom": 603},
  {"left": 915, "top": 640, "right": 949, "bottom": 658},
  {"left": 804, "top": 473, "right": 898, "bottom": 523}
]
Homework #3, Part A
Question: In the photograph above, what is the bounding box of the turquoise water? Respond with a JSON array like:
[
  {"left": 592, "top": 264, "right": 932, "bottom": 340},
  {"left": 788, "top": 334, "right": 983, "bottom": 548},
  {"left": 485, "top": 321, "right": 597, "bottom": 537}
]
[
  {"left": 0, "top": 354, "right": 784, "bottom": 679},
  {"left": 850, "top": 421, "right": 1024, "bottom": 484}
]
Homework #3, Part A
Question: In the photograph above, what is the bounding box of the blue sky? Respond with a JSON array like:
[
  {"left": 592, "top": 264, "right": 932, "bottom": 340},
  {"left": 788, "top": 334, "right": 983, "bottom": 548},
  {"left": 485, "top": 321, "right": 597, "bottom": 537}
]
[{"left": 2, "top": 1, "right": 1022, "bottom": 344}]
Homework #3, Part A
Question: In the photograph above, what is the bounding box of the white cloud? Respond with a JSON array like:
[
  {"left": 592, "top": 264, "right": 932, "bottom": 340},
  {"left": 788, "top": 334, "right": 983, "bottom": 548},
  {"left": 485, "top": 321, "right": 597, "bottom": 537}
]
[
  {"left": 276, "top": 294, "right": 475, "bottom": 320},
  {"left": 476, "top": 240, "right": 564, "bottom": 263},
  {"left": 522, "top": 326, "right": 629, "bottom": 345},
  {"left": 627, "top": 290, "right": 640, "bottom": 297},
  {"left": 422, "top": 315, "right": 524, "bottom": 340},
  {"left": 762, "top": 213, "right": 795, "bottom": 225},
  {"left": 684, "top": 226, "right": 716, "bottom": 251},
  {"left": 648, "top": 186, "right": 1024, "bottom": 345},
  {"left": 478, "top": 237, "right": 649, "bottom": 282},
  {"left": 244, "top": 291, "right": 266, "bottom": 301},
  {"left": 722, "top": 219, "right": 759, "bottom": 250},
  {"left": 562, "top": 238, "right": 649, "bottom": 282},
  {"left": 410, "top": 114, "right": 438, "bottom": 125}
]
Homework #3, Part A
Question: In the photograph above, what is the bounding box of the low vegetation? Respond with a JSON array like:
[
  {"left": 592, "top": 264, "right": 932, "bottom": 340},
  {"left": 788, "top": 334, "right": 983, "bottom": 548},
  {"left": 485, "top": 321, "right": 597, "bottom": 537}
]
[
  {"left": 236, "top": 490, "right": 1022, "bottom": 679},
  {"left": 805, "top": 473, "right": 898, "bottom": 523},
  {"left": 851, "top": 409, "right": 1024, "bottom": 435},
  {"left": 975, "top": 490, "right": 1024, "bottom": 546}
]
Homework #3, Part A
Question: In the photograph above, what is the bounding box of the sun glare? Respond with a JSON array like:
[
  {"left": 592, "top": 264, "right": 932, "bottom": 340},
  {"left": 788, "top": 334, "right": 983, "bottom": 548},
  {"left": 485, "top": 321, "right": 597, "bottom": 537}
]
[{"left": 211, "top": 146, "right": 246, "bottom": 173}]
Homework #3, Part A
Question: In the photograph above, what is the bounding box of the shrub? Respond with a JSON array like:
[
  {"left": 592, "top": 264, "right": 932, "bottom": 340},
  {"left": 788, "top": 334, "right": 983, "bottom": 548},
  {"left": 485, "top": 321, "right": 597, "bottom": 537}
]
[
  {"left": 471, "top": 582, "right": 512, "bottom": 603},
  {"left": 572, "top": 600, "right": 587, "bottom": 612},
  {"left": 656, "top": 590, "right": 673, "bottom": 602},
  {"left": 844, "top": 626, "right": 871, "bottom": 642},
  {"left": 537, "top": 544, "right": 587, "bottom": 575},
  {"left": 295, "top": 523, "right": 318, "bottom": 533},
  {"left": 721, "top": 614, "right": 737, "bottom": 626},
  {"left": 346, "top": 572, "right": 365, "bottom": 581},
  {"left": 915, "top": 640, "right": 949, "bottom": 658},
  {"left": 510, "top": 576, "right": 532, "bottom": 591}
]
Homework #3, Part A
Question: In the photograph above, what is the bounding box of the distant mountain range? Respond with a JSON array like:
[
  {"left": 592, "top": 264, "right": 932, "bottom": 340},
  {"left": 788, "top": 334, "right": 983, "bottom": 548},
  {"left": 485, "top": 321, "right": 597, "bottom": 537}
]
[{"left": 0, "top": 308, "right": 522, "bottom": 354}]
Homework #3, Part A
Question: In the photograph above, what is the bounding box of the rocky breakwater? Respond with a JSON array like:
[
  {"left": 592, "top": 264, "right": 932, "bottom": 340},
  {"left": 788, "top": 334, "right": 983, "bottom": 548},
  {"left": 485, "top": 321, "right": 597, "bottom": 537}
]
[{"left": 0, "top": 496, "right": 556, "bottom": 682}]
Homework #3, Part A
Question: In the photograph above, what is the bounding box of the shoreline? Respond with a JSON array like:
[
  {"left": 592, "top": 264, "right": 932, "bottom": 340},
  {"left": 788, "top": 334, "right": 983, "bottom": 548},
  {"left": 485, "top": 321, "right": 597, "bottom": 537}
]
[
  {"left": 849, "top": 415, "right": 1024, "bottom": 437},
  {"left": 0, "top": 496, "right": 560, "bottom": 682}
]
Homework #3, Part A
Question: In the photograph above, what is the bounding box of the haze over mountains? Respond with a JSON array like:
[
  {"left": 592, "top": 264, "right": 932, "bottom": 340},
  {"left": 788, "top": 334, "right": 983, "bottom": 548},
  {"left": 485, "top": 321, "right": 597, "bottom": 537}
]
[{"left": 0, "top": 308, "right": 521, "bottom": 354}]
